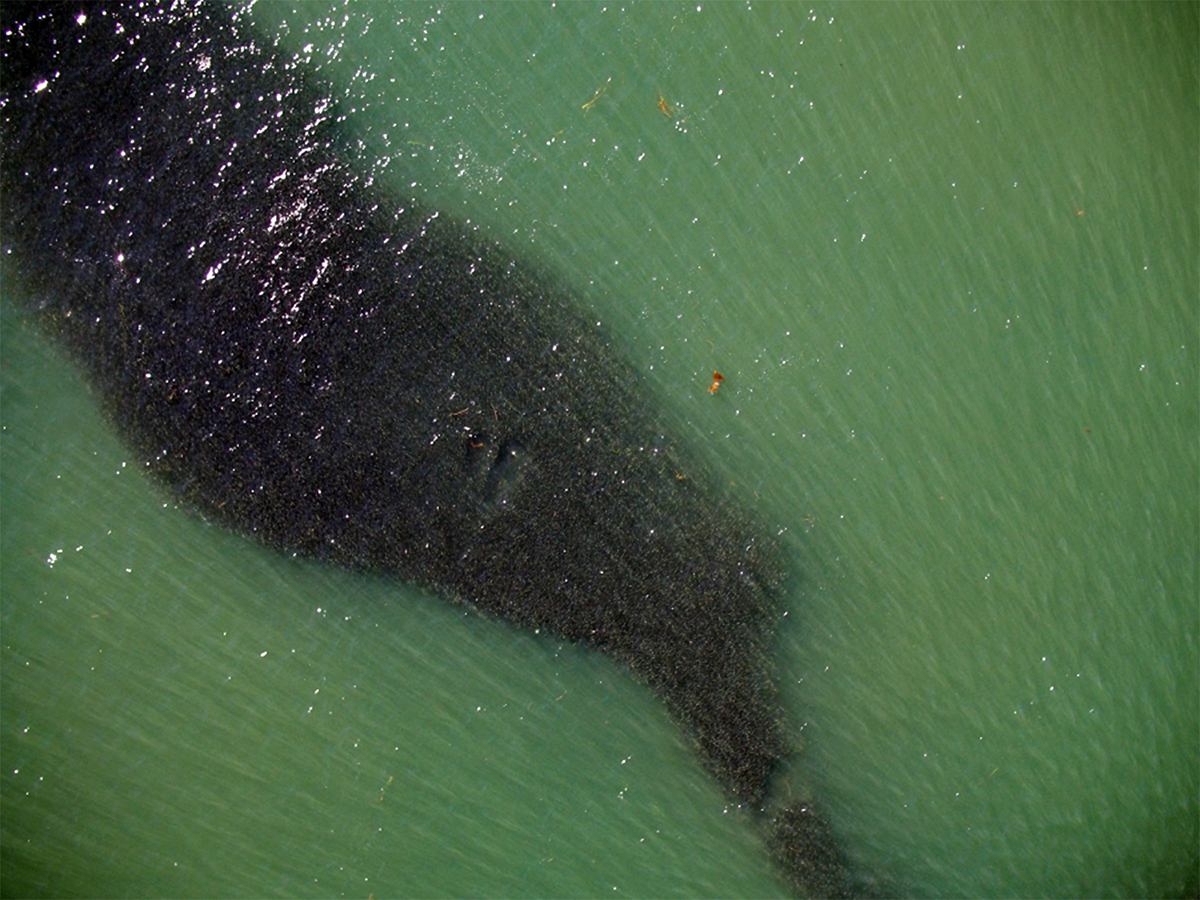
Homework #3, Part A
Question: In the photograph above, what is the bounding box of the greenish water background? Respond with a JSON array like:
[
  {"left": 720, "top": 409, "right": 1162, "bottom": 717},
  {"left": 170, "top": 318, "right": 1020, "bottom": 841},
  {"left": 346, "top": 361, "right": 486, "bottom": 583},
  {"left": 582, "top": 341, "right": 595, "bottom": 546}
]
[{"left": 2, "top": 3, "right": 1196, "bottom": 897}]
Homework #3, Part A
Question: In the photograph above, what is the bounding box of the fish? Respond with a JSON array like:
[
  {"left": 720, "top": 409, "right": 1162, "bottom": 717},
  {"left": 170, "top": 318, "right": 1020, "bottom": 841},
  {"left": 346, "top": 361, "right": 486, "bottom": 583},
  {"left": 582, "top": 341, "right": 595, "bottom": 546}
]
[{"left": 0, "top": 3, "right": 863, "bottom": 895}]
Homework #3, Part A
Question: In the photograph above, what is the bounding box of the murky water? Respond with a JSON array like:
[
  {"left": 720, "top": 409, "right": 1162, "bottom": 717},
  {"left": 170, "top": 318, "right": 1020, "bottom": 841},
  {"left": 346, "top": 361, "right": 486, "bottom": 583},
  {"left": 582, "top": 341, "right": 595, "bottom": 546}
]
[{"left": 2, "top": 3, "right": 1196, "bottom": 897}]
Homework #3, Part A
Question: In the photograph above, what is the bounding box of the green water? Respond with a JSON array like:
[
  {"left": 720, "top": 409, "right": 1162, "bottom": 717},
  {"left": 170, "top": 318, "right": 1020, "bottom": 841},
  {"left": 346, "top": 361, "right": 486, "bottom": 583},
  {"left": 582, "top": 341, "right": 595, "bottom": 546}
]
[{"left": 2, "top": 3, "right": 1196, "bottom": 897}]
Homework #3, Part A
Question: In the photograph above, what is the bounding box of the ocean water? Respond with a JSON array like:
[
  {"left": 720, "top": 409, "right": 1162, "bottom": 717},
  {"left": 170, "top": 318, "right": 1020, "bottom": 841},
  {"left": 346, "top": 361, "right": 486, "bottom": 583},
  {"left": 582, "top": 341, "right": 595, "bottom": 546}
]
[{"left": 1, "top": 3, "right": 1196, "bottom": 897}]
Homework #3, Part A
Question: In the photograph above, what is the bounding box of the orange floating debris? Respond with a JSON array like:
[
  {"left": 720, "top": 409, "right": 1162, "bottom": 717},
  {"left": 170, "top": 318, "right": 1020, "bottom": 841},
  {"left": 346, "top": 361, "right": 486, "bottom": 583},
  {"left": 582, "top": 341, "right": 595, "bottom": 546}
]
[{"left": 707, "top": 371, "right": 724, "bottom": 394}]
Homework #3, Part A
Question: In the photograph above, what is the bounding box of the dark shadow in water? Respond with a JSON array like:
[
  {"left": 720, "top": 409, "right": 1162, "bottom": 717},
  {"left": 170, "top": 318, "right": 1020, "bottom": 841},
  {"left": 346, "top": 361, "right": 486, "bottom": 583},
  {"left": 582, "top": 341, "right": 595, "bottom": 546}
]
[{"left": 0, "top": 3, "right": 891, "bottom": 896}]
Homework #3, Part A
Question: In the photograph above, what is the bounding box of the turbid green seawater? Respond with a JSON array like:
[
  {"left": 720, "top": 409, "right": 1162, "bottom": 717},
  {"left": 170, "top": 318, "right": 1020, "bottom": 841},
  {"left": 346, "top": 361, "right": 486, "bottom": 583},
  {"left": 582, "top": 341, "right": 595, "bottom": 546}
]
[{"left": 1, "top": 3, "right": 1196, "bottom": 898}]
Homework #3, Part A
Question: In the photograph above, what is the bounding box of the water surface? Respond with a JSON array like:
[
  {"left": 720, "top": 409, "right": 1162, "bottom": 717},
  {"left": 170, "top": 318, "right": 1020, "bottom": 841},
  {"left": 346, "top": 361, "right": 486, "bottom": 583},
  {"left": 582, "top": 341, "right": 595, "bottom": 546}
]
[{"left": 2, "top": 3, "right": 1196, "bottom": 897}]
